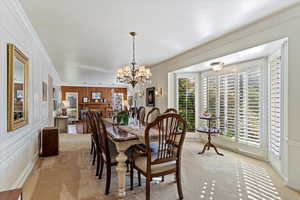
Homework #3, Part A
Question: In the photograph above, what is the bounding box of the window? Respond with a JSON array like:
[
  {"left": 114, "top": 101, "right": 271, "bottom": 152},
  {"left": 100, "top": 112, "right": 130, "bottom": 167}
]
[
  {"left": 270, "top": 56, "right": 282, "bottom": 157},
  {"left": 201, "top": 60, "right": 263, "bottom": 146},
  {"left": 238, "top": 68, "right": 261, "bottom": 146},
  {"left": 219, "top": 73, "right": 236, "bottom": 138},
  {"left": 177, "top": 77, "right": 195, "bottom": 131}
]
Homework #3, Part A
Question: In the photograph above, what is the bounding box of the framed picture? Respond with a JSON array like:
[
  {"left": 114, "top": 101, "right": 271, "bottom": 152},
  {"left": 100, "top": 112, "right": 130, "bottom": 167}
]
[
  {"left": 146, "top": 87, "right": 155, "bottom": 107},
  {"left": 42, "top": 81, "right": 47, "bottom": 101},
  {"left": 83, "top": 97, "right": 89, "bottom": 103},
  {"left": 16, "top": 90, "right": 23, "bottom": 99},
  {"left": 91, "top": 92, "right": 101, "bottom": 100}
]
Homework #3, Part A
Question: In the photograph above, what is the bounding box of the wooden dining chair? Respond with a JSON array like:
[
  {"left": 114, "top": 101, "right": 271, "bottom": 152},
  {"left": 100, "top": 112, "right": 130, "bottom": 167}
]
[
  {"left": 87, "top": 111, "right": 102, "bottom": 177},
  {"left": 163, "top": 108, "right": 178, "bottom": 114},
  {"left": 130, "top": 113, "right": 187, "bottom": 200},
  {"left": 93, "top": 112, "right": 133, "bottom": 195},
  {"left": 145, "top": 107, "right": 160, "bottom": 124},
  {"left": 137, "top": 106, "right": 146, "bottom": 125}
]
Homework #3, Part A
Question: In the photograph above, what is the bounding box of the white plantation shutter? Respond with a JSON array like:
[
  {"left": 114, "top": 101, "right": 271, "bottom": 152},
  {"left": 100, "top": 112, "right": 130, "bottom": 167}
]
[
  {"left": 270, "top": 56, "right": 281, "bottom": 157},
  {"left": 200, "top": 77, "right": 208, "bottom": 127},
  {"left": 207, "top": 76, "right": 218, "bottom": 117},
  {"left": 218, "top": 73, "right": 236, "bottom": 138},
  {"left": 238, "top": 68, "right": 261, "bottom": 146}
]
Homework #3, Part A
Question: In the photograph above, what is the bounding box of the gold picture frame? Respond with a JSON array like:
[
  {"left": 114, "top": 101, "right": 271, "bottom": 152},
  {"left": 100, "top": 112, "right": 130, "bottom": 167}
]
[{"left": 7, "top": 44, "right": 29, "bottom": 131}]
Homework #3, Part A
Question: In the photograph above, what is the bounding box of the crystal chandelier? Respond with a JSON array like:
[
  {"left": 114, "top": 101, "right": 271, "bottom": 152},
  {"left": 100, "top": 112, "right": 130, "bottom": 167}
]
[{"left": 116, "top": 32, "right": 152, "bottom": 88}]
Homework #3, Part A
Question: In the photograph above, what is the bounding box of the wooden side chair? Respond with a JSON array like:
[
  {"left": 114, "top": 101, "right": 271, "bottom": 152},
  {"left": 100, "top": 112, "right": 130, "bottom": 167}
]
[
  {"left": 145, "top": 107, "right": 160, "bottom": 124},
  {"left": 93, "top": 112, "right": 132, "bottom": 195},
  {"left": 87, "top": 111, "right": 102, "bottom": 177},
  {"left": 130, "top": 113, "right": 187, "bottom": 200},
  {"left": 163, "top": 108, "right": 178, "bottom": 114}
]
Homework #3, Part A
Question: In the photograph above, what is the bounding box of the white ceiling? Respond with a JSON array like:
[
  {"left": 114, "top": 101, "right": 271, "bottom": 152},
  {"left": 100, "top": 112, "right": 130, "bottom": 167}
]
[
  {"left": 175, "top": 38, "right": 286, "bottom": 73},
  {"left": 20, "top": 0, "right": 299, "bottom": 85}
]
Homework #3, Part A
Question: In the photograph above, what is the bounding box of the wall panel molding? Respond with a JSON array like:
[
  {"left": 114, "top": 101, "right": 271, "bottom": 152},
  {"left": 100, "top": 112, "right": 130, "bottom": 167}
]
[{"left": 0, "top": 0, "right": 60, "bottom": 190}]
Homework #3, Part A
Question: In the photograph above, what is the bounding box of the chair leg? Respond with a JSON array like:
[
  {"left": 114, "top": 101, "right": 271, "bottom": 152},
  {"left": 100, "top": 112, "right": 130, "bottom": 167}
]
[
  {"left": 161, "top": 176, "right": 164, "bottom": 182},
  {"left": 138, "top": 171, "right": 142, "bottom": 186},
  {"left": 130, "top": 163, "right": 134, "bottom": 190},
  {"left": 98, "top": 155, "right": 104, "bottom": 179},
  {"left": 105, "top": 165, "right": 111, "bottom": 195},
  {"left": 96, "top": 154, "right": 100, "bottom": 176},
  {"left": 92, "top": 149, "right": 96, "bottom": 165},
  {"left": 176, "top": 169, "right": 183, "bottom": 200},
  {"left": 146, "top": 177, "right": 151, "bottom": 200},
  {"left": 90, "top": 141, "right": 94, "bottom": 155}
]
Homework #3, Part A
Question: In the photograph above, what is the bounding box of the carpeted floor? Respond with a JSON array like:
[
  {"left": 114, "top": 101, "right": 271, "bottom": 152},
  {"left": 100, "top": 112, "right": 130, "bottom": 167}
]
[{"left": 22, "top": 134, "right": 300, "bottom": 200}]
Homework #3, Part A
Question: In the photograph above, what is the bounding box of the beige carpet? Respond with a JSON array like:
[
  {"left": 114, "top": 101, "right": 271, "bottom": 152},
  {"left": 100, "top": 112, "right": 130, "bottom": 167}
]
[{"left": 23, "top": 134, "right": 300, "bottom": 200}]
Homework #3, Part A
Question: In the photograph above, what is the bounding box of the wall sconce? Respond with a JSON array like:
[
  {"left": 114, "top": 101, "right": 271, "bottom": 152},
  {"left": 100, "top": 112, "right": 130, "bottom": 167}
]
[
  {"left": 155, "top": 88, "right": 163, "bottom": 97},
  {"left": 136, "top": 90, "right": 144, "bottom": 97}
]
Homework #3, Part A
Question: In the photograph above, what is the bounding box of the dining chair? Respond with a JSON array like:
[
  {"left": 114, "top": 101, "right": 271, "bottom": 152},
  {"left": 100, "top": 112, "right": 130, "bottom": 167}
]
[
  {"left": 93, "top": 112, "right": 132, "bottom": 195},
  {"left": 87, "top": 111, "right": 102, "bottom": 177},
  {"left": 163, "top": 108, "right": 178, "bottom": 114},
  {"left": 130, "top": 113, "right": 187, "bottom": 200},
  {"left": 137, "top": 106, "right": 146, "bottom": 125},
  {"left": 145, "top": 107, "right": 160, "bottom": 124}
]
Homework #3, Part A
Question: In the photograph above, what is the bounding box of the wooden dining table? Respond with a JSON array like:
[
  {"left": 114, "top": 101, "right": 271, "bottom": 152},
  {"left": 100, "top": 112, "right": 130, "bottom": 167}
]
[{"left": 102, "top": 118, "right": 149, "bottom": 200}]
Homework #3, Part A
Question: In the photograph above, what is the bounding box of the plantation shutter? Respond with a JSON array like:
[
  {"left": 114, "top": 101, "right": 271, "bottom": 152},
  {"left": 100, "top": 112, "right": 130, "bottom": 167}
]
[
  {"left": 218, "top": 73, "right": 236, "bottom": 138},
  {"left": 270, "top": 56, "right": 281, "bottom": 157},
  {"left": 177, "top": 77, "right": 195, "bottom": 131},
  {"left": 238, "top": 67, "right": 261, "bottom": 146},
  {"left": 200, "top": 77, "right": 208, "bottom": 127},
  {"left": 207, "top": 76, "right": 218, "bottom": 117}
]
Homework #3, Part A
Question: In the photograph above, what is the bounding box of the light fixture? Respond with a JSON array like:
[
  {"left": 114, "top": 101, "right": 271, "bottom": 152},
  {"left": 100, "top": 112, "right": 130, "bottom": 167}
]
[
  {"left": 155, "top": 88, "right": 163, "bottom": 97},
  {"left": 211, "top": 62, "right": 224, "bottom": 71},
  {"left": 116, "top": 32, "right": 152, "bottom": 88}
]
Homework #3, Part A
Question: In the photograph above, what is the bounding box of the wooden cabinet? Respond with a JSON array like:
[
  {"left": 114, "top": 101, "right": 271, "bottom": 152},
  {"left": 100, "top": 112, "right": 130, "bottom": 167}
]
[{"left": 40, "top": 127, "right": 59, "bottom": 157}]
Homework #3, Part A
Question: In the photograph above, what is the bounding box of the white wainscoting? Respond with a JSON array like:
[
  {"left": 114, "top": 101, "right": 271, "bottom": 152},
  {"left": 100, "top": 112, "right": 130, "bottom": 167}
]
[{"left": 0, "top": 0, "right": 60, "bottom": 190}]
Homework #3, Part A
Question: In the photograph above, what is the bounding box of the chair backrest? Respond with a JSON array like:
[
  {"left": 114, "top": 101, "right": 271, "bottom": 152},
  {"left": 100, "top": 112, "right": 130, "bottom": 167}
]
[
  {"left": 137, "top": 106, "right": 146, "bottom": 124},
  {"left": 163, "top": 108, "right": 178, "bottom": 114},
  {"left": 145, "top": 107, "right": 160, "bottom": 124},
  {"left": 93, "top": 112, "right": 112, "bottom": 163},
  {"left": 144, "top": 113, "right": 187, "bottom": 169},
  {"left": 87, "top": 111, "right": 100, "bottom": 149}
]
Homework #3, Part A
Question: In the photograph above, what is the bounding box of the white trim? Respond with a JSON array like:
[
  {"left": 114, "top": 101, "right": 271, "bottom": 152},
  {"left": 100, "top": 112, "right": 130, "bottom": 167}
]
[
  {"left": 13, "top": 152, "right": 39, "bottom": 188},
  {"left": 60, "top": 82, "right": 127, "bottom": 88}
]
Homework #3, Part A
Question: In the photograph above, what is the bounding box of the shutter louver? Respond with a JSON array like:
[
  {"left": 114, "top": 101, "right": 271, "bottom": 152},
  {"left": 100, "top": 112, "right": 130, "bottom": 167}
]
[
  {"left": 238, "top": 68, "right": 261, "bottom": 146},
  {"left": 270, "top": 56, "right": 281, "bottom": 157}
]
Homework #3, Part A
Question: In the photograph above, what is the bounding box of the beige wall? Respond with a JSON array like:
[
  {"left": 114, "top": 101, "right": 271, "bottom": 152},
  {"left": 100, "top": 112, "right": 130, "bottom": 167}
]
[{"left": 137, "top": 4, "right": 300, "bottom": 191}]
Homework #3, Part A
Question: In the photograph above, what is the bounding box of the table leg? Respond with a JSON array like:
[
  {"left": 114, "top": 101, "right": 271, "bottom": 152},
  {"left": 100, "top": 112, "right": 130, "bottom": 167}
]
[
  {"left": 211, "top": 143, "right": 224, "bottom": 156},
  {"left": 116, "top": 149, "right": 128, "bottom": 200},
  {"left": 198, "top": 142, "right": 208, "bottom": 154}
]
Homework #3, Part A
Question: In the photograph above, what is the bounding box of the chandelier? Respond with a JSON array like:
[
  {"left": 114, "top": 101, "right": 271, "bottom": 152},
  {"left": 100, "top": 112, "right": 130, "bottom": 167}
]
[{"left": 116, "top": 32, "right": 152, "bottom": 88}]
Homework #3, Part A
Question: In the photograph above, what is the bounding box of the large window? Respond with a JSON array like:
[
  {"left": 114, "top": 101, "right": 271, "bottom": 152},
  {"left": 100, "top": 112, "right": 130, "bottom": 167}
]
[
  {"left": 201, "top": 60, "right": 263, "bottom": 146},
  {"left": 177, "top": 76, "right": 195, "bottom": 131}
]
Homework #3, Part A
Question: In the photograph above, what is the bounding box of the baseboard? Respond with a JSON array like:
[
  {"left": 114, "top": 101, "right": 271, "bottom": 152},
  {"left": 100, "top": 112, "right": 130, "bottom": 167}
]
[{"left": 13, "top": 152, "right": 39, "bottom": 188}]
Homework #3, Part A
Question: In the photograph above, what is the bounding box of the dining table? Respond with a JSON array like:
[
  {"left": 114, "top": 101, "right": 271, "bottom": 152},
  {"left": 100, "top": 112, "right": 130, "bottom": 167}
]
[{"left": 102, "top": 118, "right": 155, "bottom": 200}]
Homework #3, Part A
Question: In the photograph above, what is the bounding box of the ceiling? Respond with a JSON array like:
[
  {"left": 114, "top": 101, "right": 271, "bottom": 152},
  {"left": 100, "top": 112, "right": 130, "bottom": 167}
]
[
  {"left": 175, "top": 38, "right": 286, "bottom": 73},
  {"left": 20, "top": 0, "right": 298, "bottom": 85}
]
